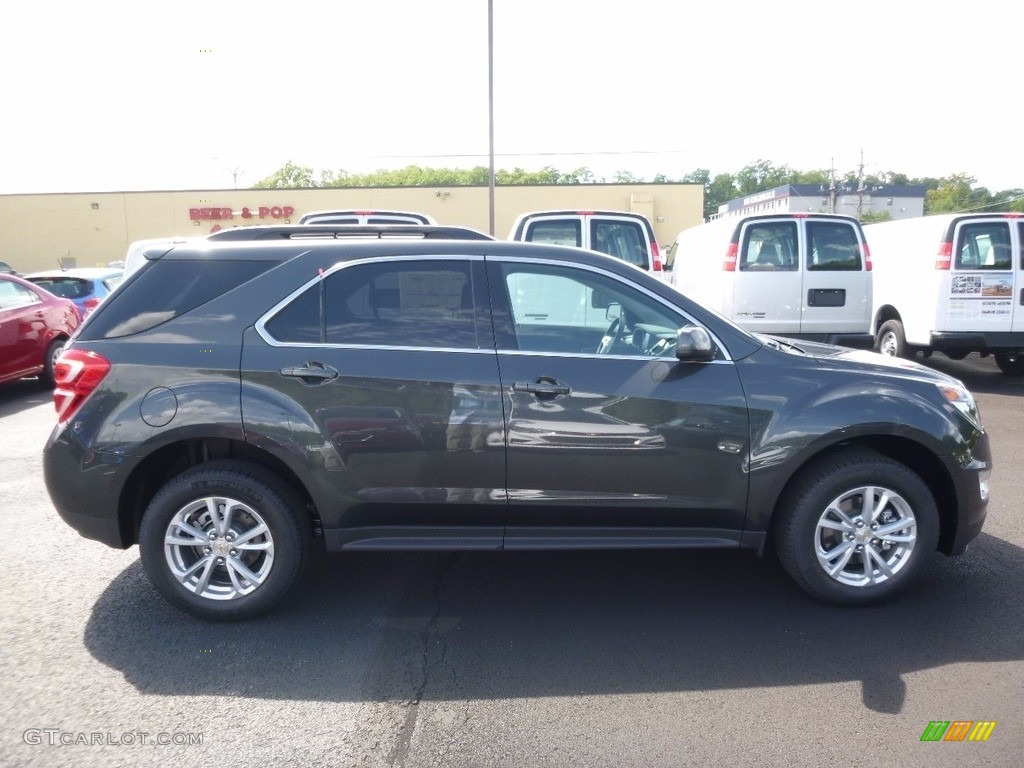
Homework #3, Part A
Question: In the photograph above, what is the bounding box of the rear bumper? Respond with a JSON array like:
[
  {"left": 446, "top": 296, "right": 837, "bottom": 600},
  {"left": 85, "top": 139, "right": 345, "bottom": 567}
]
[
  {"left": 43, "top": 424, "right": 131, "bottom": 549},
  {"left": 930, "top": 331, "right": 1024, "bottom": 353}
]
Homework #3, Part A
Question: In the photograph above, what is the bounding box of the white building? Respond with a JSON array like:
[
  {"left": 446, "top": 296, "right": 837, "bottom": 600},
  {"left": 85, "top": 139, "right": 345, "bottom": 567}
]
[{"left": 711, "top": 183, "right": 927, "bottom": 222}]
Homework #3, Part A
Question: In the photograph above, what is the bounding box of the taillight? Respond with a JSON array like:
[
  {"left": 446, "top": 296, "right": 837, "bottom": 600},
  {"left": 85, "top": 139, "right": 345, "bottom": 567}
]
[
  {"left": 651, "top": 242, "right": 663, "bottom": 271},
  {"left": 723, "top": 242, "right": 738, "bottom": 271},
  {"left": 53, "top": 349, "right": 111, "bottom": 423},
  {"left": 82, "top": 297, "right": 101, "bottom": 314},
  {"left": 863, "top": 242, "right": 872, "bottom": 271},
  {"left": 935, "top": 241, "right": 953, "bottom": 270}
]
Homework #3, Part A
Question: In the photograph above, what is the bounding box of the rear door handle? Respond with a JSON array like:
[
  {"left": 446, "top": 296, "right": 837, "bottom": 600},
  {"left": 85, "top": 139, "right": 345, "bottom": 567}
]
[
  {"left": 280, "top": 361, "right": 338, "bottom": 383},
  {"left": 513, "top": 378, "right": 570, "bottom": 397}
]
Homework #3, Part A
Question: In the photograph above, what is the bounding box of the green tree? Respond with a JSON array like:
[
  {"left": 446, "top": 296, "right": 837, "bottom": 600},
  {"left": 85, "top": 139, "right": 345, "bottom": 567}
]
[
  {"left": 734, "top": 160, "right": 795, "bottom": 195},
  {"left": 252, "top": 161, "right": 319, "bottom": 188},
  {"left": 860, "top": 210, "right": 893, "bottom": 223},
  {"left": 925, "top": 173, "right": 988, "bottom": 214}
]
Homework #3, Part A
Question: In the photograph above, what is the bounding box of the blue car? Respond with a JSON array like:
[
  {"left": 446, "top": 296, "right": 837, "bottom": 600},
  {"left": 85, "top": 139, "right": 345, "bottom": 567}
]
[{"left": 24, "top": 268, "right": 124, "bottom": 319}]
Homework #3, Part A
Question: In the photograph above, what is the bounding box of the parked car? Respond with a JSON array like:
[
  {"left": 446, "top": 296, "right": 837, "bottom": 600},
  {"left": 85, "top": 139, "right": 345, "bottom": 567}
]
[
  {"left": 299, "top": 209, "right": 436, "bottom": 225},
  {"left": 866, "top": 213, "right": 1024, "bottom": 376},
  {"left": 0, "top": 273, "right": 80, "bottom": 386},
  {"left": 508, "top": 210, "right": 665, "bottom": 279},
  {"left": 23, "top": 268, "right": 124, "bottom": 320},
  {"left": 44, "top": 224, "right": 991, "bottom": 620},
  {"left": 665, "top": 213, "right": 873, "bottom": 348}
]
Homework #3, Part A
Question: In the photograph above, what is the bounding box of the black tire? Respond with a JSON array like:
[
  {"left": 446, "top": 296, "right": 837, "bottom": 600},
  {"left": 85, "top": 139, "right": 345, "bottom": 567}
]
[
  {"left": 875, "top": 320, "right": 909, "bottom": 359},
  {"left": 138, "top": 461, "right": 309, "bottom": 620},
  {"left": 773, "top": 449, "right": 939, "bottom": 605},
  {"left": 40, "top": 339, "right": 66, "bottom": 387},
  {"left": 995, "top": 352, "right": 1024, "bottom": 377}
]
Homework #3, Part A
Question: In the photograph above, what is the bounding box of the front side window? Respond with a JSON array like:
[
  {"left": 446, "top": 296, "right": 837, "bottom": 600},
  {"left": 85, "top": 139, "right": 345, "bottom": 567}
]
[
  {"left": 266, "top": 260, "right": 480, "bottom": 349},
  {"left": 739, "top": 222, "right": 797, "bottom": 271},
  {"left": 498, "top": 262, "right": 684, "bottom": 357},
  {"left": 807, "top": 221, "right": 863, "bottom": 271},
  {"left": 591, "top": 220, "right": 648, "bottom": 267},
  {"left": 956, "top": 223, "right": 1012, "bottom": 270}
]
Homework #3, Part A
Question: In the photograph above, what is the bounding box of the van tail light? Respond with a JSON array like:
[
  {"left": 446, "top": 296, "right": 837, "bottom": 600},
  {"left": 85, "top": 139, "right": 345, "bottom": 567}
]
[
  {"left": 53, "top": 349, "right": 111, "bottom": 423},
  {"left": 935, "top": 241, "right": 953, "bottom": 270},
  {"left": 723, "top": 242, "right": 738, "bottom": 272},
  {"left": 651, "top": 242, "right": 663, "bottom": 271},
  {"left": 863, "top": 242, "right": 873, "bottom": 271}
]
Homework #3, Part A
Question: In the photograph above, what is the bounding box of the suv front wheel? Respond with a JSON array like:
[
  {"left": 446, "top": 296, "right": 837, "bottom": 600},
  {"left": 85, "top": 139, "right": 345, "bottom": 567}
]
[
  {"left": 774, "top": 450, "right": 939, "bottom": 605},
  {"left": 139, "top": 462, "right": 309, "bottom": 620}
]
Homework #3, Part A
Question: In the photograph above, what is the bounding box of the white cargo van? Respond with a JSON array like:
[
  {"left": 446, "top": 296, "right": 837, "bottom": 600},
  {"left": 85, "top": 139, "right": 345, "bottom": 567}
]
[
  {"left": 866, "top": 213, "right": 1023, "bottom": 376},
  {"left": 508, "top": 210, "right": 665, "bottom": 279},
  {"left": 665, "top": 213, "right": 873, "bottom": 347}
]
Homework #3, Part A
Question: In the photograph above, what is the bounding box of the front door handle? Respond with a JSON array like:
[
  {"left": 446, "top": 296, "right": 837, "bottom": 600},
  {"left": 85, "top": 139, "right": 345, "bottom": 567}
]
[
  {"left": 513, "top": 378, "right": 570, "bottom": 397},
  {"left": 280, "top": 361, "right": 338, "bottom": 384}
]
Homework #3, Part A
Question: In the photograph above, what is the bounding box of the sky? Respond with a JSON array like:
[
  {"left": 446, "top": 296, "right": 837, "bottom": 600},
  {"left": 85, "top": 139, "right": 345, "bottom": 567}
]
[{"left": 2, "top": 0, "right": 1020, "bottom": 195}]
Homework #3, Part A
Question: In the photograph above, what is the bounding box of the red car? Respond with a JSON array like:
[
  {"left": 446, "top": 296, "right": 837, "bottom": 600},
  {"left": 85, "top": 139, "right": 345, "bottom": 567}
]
[{"left": 0, "top": 273, "right": 80, "bottom": 386}]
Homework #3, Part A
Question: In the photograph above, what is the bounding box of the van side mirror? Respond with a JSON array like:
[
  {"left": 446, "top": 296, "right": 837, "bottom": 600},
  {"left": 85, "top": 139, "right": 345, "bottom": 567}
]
[{"left": 676, "top": 325, "right": 717, "bottom": 362}]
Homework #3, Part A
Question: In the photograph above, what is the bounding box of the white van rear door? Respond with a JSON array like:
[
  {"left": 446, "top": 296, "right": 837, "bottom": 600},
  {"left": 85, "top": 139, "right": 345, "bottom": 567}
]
[
  {"left": 521, "top": 216, "right": 584, "bottom": 247},
  {"left": 731, "top": 219, "right": 801, "bottom": 334},
  {"left": 801, "top": 219, "right": 871, "bottom": 336},
  {"left": 588, "top": 216, "right": 653, "bottom": 272},
  {"left": 940, "top": 219, "right": 1015, "bottom": 332}
]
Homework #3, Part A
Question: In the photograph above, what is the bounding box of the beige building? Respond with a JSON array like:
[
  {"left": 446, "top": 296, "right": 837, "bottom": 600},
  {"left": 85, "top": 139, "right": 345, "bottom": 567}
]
[{"left": 0, "top": 184, "right": 702, "bottom": 272}]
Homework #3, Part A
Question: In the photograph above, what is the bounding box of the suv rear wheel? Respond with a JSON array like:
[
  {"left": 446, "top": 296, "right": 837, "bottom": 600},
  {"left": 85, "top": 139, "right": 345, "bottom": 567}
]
[
  {"left": 139, "top": 462, "right": 308, "bottom": 620},
  {"left": 774, "top": 450, "right": 939, "bottom": 604}
]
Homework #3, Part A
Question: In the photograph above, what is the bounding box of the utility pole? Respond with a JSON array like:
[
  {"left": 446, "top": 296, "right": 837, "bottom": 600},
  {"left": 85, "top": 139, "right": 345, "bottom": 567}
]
[
  {"left": 856, "top": 149, "right": 866, "bottom": 220},
  {"left": 828, "top": 159, "right": 837, "bottom": 214}
]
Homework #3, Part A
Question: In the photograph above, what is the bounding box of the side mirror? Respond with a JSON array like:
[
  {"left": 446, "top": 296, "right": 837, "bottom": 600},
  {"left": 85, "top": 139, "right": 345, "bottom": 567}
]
[
  {"left": 605, "top": 302, "right": 622, "bottom": 322},
  {"left": 676, "top": 325, "right": 717, "bottom": 362}
]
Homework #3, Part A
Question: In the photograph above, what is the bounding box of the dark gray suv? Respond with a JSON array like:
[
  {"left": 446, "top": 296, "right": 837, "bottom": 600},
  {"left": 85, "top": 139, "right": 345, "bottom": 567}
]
[{"left": 44, "top": 225, "right": 992, "bottom": 620}]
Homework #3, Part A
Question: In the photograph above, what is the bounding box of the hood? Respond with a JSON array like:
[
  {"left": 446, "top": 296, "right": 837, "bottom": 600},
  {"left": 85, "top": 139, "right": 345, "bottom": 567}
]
[{"left": 759, "top": 335, "right": 965, "bottom": 388}]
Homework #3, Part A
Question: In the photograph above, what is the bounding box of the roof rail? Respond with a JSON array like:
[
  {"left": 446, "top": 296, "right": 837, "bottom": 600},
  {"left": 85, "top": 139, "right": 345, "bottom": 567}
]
[{"left": 206, "top": 225, "right": 493, "bottom": 242}]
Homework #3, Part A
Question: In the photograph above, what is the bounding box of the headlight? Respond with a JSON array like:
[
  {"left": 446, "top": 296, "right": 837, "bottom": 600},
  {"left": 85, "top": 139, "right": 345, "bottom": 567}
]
[{"left": 937, "top": 381, "right": 982, "bottom": 429}]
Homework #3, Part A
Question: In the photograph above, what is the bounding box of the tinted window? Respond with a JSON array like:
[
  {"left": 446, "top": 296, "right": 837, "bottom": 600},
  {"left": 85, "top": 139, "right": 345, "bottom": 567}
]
[
  {"left": 740, "top": 222, "right": 798, "bottom": 271},
  {"left": 956, "top": 222, "right": 1012, "bottom": 270},
  {"left": 82, "top": 259, "right": 275, "bottom": 339},
  {"left": 265, "top": 283, "right": 323, "bottom": 343},
  {"left": 322, "top": 261, "right": 478, "bottom": 348},
  {"left": 807, "top": 222, "right": 863, "bottom": 271},
  {"left": 498, "top": 262, "right": 683, "bottom": 356},
  {"left": 591, "top": 220, "right": 647, "bottom": 268},
  {"left": 524, "top": 220, "right": 582, "bottom": 247}
]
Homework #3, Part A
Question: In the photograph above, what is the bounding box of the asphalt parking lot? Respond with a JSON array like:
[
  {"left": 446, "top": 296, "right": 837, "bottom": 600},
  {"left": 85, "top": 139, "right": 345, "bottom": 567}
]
[{"left": 1, "top": 354, "right": 1021, "bottom": 768}]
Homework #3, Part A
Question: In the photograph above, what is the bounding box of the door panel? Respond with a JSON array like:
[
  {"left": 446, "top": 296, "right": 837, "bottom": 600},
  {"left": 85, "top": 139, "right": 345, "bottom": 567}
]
[
  {"left": 801, "top": 219, "right": 870, "bottom": 335},
  {"left": 489, "top": 260, "right": 749, "bottom": 538},
  {"left": 732, "top": 219, "right": 801, "bottom": 334},
  {"left": 241, "top": 258, "right": 507, "bottom": 534}
]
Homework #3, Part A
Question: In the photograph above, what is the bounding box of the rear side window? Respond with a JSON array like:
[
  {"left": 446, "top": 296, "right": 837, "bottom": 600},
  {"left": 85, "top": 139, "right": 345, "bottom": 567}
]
[
  {"left": 524, "top": 220, "right": 582, "bottom": 247},
  {"left": 266, "top": 260, "right": 481, "bottom": 350},
  {"left": 81, "top": 259, "right": 275, "bottom": 339},
  {"left": 591, "top": 219, "right": 648, "bottom": 268},
  {"left": 740, "top": 222, "right": 797, "bottom": 271},
  {"left": 807, "top": 222, "right": 863, "bottom": 271},
  {"left": 0, "top": 280, "right": 42, "bottom": 309},
  {"left": 955, "top": 222, "right": 1012, "bottom": 270}
]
